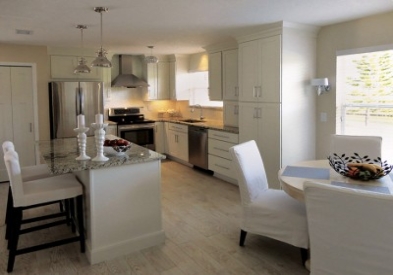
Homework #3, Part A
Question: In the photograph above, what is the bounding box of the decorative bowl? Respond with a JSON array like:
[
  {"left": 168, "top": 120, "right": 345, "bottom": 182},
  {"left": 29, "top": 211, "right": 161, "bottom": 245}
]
[
  {"left": 328, "top": 153, "right": 393, "bottom": 181},
  {"left": 103, "top": 139, "right": 131, "bottom": 156},
  {"left": 103, "top": 144, "right": 131, "bottom": 156}
]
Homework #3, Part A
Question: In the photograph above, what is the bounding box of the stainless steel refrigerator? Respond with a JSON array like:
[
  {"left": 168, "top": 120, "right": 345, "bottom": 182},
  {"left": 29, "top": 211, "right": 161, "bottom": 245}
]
[{"left": 49, "top": 81, "right": 104, "bottom": 139}]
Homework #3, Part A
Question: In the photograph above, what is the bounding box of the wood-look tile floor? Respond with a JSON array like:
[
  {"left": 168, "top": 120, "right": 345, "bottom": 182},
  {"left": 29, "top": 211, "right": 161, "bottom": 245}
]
[{"left": 0, "top": 160, "right": 309, "bottom": 274}]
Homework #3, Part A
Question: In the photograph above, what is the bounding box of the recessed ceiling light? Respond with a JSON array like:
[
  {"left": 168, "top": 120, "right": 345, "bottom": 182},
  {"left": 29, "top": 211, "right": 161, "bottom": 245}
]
[{"left": 16, "top": 29, "right": 33, "bottom": 35}]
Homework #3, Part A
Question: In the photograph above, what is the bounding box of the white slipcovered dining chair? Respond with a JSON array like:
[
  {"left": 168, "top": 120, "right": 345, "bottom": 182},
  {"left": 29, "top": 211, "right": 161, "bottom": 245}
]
[
  {"left": 229, "top": 140, "right": 309, "bottom": 264},
  {"left": 329, "top": 134, "right": 382, "bottom": 160},
  {"left": 3, "top": 150, "right": 85, "bottom": 273},
  {"left": 304, "top": 181, "right": 393, "bottom": 275}
]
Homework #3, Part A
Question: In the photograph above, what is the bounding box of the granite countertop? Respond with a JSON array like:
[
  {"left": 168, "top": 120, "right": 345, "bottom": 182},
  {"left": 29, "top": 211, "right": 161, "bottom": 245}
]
[
  {"left": 152, "top": 118, "right": 239, "bottom": 134},
  {"left": 37, "top": 136, "right": 166, "bottom": 174}
]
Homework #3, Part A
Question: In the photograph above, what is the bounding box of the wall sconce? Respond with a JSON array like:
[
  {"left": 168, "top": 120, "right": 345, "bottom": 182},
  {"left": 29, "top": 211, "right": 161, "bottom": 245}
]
[{"left": 311, "top": 78, "right": 330, "bottom": 96}]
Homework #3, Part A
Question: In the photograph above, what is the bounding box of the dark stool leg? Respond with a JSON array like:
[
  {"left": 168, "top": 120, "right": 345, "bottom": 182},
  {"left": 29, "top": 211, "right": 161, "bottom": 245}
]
[
  {"left": 300, "top": 248, "right": 308, "bottom": 266},
  {"left": 76, "top": 195, "right": 85, "bottom": 253},
  {"left": 5, "top": 186, "right": 13, "bottom": 240},
  {"left": 239, "top": 229, "right": 247, "bottom": 246},
  {"left": 69, "top": 198, "right": 76, "bottom": 233},
  {"left": 7, "top": 207, "right": 22, "bottom": 273}
]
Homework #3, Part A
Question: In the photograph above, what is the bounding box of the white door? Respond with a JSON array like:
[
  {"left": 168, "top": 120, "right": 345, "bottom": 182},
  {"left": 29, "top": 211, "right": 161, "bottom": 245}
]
[{"left": 0, "top": 66, "right": 35, "bottom": 182}]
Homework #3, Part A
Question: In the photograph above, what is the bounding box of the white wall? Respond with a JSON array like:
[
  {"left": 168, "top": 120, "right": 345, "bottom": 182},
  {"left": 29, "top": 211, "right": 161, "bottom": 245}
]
[{"left": 316, "top": 11, "right": 393, "bottom": 159}]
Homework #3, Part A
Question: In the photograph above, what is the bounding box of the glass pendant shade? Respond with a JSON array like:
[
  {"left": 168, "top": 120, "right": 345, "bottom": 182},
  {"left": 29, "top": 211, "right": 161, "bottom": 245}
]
[
  {"left": 92, "top": 7, "right": 112, "bottom": 68},
  {"left": 74, "top": 25, "right": 91, "bottom": 73},
  {"left": 145, "top": 46, "right": 159, "bottom": 64}
]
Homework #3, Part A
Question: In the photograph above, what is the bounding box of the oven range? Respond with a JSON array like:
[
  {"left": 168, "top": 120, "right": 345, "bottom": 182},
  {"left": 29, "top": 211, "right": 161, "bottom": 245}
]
[{"left": 108, "top": 107, "right": 155, "bottom": 151}]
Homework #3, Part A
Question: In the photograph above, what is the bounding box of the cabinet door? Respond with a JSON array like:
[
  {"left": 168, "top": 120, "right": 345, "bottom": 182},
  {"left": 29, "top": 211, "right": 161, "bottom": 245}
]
[
  {"left": 223, "top": 101, "right": 239, "bottom": 127},
  {"left": 259, "top": 35, "right": 281, "bottom": 103},
  {"left": 167, "top": 130, "right": 188, "bottom": 161},
  {"left": 208, "top": 52, "right": 222, "bottom": 100},
  {"left": 239, "top": 40, "right": 259, "bottom": 102},
  {"left": 239, "top": 102, "right": 281, "bottom": 189},
  {"left": 239, "top": 36, "right": 281, "bottom": 103},
  {"left": 105, "top": 125, "right": 118, "bottom": 136},
  {"left": 154, "top": 122, "right": 166, "bottom": 153},
  {"left": 157, "top": 62, "right": 170, "bottom": 100},
  {"left": 147, "top": 63, "right": 158, "bottom": 99},
  {"left": 169, "top": 56, "right": 191, "bottom": 100},
  {"left": 223, "top": 49, "right": 238, "bottom": 101},
  {"left": 0, "top": 67, "right": 35, "bottom": 181}
]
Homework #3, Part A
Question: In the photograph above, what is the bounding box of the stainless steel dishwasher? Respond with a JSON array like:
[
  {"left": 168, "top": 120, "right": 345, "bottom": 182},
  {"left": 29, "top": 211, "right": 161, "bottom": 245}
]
[{"left": 188, "top": 126, "right": 208, "bottom": 170}]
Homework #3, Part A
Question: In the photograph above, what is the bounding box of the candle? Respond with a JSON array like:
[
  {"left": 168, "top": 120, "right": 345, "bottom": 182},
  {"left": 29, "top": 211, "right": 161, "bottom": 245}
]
[
  {"left": 95, "top": 114, "right": 103, "bottom": 124},
  {"left": 77, "top": 114, "right": 85, "bottom": 128}
]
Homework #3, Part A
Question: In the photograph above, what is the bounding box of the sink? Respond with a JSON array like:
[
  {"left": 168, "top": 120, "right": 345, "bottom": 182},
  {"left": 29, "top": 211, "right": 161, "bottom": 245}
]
[{"left": 179, "top": 119, "right": 205, "bottom": 123}]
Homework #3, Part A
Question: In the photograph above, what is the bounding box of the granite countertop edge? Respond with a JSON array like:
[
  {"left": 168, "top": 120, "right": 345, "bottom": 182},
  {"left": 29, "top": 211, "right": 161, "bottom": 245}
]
[{"left": 149, "top": 118, "right": 239, "bottom": 134}]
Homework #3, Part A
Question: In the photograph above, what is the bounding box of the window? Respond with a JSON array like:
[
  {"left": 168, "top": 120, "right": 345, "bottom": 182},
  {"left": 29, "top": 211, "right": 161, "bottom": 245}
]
[
  {"left": 336, "top": 47, "right": 393, "bottom": 161},
  {"left": 188, "top": 71, "right": 223, "bottom": 107}
]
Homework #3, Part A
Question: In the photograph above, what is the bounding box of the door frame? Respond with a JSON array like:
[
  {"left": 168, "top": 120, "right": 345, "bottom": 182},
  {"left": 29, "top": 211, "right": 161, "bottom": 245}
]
[{"left": 0, "top": 62, "right": 40, "bottom": 163}]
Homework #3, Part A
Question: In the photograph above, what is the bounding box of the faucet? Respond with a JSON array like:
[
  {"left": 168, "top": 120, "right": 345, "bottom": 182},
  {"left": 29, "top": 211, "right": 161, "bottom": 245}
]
[{"left": 193, "top": 104, "right": 204, "bottom": 120}]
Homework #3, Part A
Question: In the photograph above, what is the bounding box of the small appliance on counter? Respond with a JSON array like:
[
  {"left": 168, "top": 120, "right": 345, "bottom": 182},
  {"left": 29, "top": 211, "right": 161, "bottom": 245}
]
[{"left": 108, "top": 107, "right": 155, "bottom": 150}]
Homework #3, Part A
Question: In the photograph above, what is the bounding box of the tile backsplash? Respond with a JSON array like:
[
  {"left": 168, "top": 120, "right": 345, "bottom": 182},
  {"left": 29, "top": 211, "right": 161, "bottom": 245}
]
[{"left": 104, "top": 87, "right": 223, "bottom": 122}]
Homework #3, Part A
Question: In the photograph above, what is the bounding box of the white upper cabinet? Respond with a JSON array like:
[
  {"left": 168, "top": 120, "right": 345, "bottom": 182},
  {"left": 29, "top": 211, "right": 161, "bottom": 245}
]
[
  {"left": 147, "top": 61, "right": 170, "bottom": 100},
  {"left": 208, "top": 51, "right": 222, "bottom": 100},
  {"left": 238, "top": 35, "right": 281, "bottom": 103},
  {"left": 207, "top": 48, "right": 239, "bottom": 101},
  {"left": 50, "top": 55, "right": 102, "bottom": 80},
  {"left": 169, "top": 55, "right": 191, "bottom": 100},
  {"left": 222, "top": 49, "right": 239, "bottom": 101}
]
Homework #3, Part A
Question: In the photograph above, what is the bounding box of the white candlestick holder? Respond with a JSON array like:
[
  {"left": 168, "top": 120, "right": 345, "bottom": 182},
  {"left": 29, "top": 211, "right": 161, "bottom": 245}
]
[
  {"left": 91, "top": 123, "right": 109, "bottom": 162},
  {"left": 73, "top": 127, "right": 91, "bottom": 160}
]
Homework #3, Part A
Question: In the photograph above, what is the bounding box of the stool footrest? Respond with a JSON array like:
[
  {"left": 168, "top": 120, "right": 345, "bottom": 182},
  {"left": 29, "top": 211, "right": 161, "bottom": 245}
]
[
  {"left": 21, "top": 212, "right": 66, "bottom": 224},
  {"left": 20, "top": 219, "right": 69, "bottom": 235},
  {"left": 15, "top": 236, "right": 80, "bottom": 255}
]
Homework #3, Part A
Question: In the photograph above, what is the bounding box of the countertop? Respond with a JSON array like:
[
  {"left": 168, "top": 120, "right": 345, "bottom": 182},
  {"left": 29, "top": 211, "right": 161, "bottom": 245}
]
[
  {"left": 150, "top": 118, "right": 239, "bottom": 134},
  {"left": 37, "top": 135, "right": 166, "bottom": 174}
]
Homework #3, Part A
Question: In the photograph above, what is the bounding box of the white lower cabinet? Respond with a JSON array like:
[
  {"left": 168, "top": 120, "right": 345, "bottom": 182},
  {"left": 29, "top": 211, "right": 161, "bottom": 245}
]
[
  {"left": 208, "top": 129, "right": 238, "bottom": 184},
  {"left": 166, "top": 123, "right": 188, "bottom": 162},
  {"left": 154, "top": 122, "right": 166, "bottom": 154},
  {"left": 223, "top": 101, "right": 239, "bottom": 127}
]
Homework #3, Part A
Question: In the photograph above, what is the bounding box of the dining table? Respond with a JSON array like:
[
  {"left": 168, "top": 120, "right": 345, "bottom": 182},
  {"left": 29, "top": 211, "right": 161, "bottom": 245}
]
[
  {"left": 278, "top": 159, "right": 393, "bottom": 202},
  {"left": 278, "top": 159, "right": 393, "bottom": 271}
]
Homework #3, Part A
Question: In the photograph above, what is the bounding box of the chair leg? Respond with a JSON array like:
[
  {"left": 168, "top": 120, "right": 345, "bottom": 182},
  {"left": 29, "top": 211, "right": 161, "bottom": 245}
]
[
  {"left": 7, "top": 207, "right": 22, "bottom": 273},
  {"left": 300, "top": 248, "right": 308, "bottom": 266},
  {"left": 69, "top": 199, "right": 76, "bottom": 233},
  {"left": 5, "top": 186, "right": 13, "bottom": 240},
  {"left": 239, "top": 229, "right": 247, "bottom": 246},
  {"left": 76, "top": 195, "right": 85, "bottom": 253}
]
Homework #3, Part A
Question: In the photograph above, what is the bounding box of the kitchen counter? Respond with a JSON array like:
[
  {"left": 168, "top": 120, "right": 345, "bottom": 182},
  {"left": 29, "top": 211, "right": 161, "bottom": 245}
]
[
  {"left": 36, "top": 136, "right": 166, "bottom": 265},
  {"left": 153, "top": 118, "right": 239, "bottom": 134},
  {"left": 38, "top": 135, "right": 165, "bottom": 174}
]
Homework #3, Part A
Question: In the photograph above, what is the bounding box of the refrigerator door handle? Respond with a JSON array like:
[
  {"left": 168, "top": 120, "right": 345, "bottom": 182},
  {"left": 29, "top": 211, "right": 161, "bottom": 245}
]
[
  {"left": 80, "top": 86, "right": 85, "bottom": 114},
  {"left": 76, "top": 87, "right": 81, "bottom": 115}
]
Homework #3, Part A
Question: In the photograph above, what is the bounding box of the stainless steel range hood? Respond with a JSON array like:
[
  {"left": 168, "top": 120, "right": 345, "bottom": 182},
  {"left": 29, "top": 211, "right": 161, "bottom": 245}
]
[{"left": 111, "top": 55, "right": 148, "bottom": 88}]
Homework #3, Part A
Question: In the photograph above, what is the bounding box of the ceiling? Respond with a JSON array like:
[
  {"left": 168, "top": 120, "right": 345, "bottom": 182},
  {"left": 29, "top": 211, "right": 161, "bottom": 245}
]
[{"left": 1, "top": 0, "right": 393, "bottom": 55}]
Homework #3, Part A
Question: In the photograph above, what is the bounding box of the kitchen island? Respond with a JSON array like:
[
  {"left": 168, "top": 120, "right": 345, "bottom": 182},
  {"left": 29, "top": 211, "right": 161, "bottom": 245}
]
[{"left": 37, "top": 135, "right": 166, "bottom": 264}]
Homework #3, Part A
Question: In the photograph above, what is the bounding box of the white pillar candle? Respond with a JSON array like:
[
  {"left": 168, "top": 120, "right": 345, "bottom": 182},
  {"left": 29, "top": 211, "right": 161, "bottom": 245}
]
[
  {"left": 95, "top": 114, "right": 103, "bottom": 124},
  {"left": 77, "top": 114, "right": 85, "bottom": 128}
]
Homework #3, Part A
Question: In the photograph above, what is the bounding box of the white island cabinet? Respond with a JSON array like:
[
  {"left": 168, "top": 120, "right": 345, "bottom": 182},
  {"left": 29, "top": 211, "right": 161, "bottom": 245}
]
[{"left": 37, "top": 136, "right": 166, "bottom": 264}]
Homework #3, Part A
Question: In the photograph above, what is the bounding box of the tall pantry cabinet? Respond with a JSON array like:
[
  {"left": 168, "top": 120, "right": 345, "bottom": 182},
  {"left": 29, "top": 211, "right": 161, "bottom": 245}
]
[{"left": 236, "top": 22, "right": 318, "bottom": 189}]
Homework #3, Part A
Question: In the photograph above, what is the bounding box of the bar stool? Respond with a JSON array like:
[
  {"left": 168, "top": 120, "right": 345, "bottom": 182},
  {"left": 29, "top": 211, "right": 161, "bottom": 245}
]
[
  {"left": 2, "top": 141, "right": 64, "bottom": 235},
  {"left": 3, "top": 150, "right": 85, "bottom": 273}
]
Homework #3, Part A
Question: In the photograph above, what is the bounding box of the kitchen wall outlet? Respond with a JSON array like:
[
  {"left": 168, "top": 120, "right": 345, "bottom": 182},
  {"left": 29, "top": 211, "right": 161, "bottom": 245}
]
[{"left": 320, "top": 112, "right": 327, "bottom": 122}]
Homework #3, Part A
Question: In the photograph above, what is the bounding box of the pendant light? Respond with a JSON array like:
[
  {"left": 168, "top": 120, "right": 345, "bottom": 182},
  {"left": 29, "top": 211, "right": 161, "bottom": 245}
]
[
  {"left": 91, "top": 7, "right": 112, "bottom": 68},
  {"left": 145, "top": 46, "right": 159, "bottom": 64},
  {"left": 74, "top": 25, "right": 91, "bottom": 74}
]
